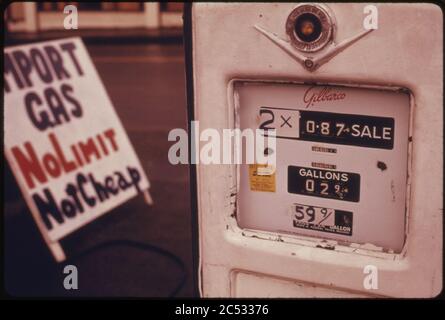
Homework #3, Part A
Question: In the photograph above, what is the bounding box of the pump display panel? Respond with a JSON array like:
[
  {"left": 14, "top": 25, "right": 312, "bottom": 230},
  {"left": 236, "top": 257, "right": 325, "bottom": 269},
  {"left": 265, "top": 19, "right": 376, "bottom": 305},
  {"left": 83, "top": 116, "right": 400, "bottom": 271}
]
[{"left": 236, "top": 82, "right": 410, "bottom": 252}]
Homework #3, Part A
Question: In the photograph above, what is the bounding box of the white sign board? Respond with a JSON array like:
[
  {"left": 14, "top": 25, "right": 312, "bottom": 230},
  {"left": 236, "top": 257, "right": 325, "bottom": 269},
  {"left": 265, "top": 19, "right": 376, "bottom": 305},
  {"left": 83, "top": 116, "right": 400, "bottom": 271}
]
[{"left": 4, "top": 37, "right": 150, "bottom": 260}]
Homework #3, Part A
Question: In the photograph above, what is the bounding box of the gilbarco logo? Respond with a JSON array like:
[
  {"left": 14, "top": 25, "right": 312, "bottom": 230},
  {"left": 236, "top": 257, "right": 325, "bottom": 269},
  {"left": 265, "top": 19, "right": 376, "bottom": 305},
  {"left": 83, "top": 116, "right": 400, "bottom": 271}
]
[{"left": 303, "top": 86, "right": 346, "bottom": 108}]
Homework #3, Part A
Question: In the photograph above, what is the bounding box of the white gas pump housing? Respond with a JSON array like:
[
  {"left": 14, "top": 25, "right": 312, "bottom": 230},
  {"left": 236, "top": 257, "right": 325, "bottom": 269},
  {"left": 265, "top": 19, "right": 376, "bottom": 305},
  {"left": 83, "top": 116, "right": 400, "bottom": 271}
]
[{"left": 186, "top": 3, "right": 443, "bottom": 297}]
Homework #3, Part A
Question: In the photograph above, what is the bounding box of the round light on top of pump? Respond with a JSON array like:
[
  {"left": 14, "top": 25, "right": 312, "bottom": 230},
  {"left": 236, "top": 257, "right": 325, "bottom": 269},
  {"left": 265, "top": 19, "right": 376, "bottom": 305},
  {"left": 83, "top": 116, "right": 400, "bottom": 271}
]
[
  {"left": 294, "top": 13, "right": 322, "bottom": 42},
  {"left": 286, "top": 4, "right": 334, "bottom": 53}
]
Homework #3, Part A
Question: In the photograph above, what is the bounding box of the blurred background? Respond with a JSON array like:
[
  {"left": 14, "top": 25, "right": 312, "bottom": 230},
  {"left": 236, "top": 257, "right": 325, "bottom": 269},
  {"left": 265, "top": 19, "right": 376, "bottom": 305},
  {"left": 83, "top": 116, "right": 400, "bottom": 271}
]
[
  {"left": 5, "top": 2, "right": 183, "bottom": 38},
  {"left": 4, "top": 2, "right": 195, "bottom": 297}
]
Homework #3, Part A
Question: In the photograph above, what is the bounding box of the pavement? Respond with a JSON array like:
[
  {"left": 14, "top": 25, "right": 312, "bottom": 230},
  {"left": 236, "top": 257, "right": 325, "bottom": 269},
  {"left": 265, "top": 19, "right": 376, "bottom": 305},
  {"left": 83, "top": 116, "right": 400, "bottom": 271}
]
[{"left": 4, "top": 42, "right": 195, "bottom": 297}]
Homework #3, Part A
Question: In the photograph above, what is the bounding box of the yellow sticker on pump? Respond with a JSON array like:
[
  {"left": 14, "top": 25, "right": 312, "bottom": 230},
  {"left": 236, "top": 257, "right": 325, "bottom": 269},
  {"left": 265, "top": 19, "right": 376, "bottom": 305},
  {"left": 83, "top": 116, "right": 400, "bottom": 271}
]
[{"left": 249, "top": 164, "right": 276, "bottom": 192}]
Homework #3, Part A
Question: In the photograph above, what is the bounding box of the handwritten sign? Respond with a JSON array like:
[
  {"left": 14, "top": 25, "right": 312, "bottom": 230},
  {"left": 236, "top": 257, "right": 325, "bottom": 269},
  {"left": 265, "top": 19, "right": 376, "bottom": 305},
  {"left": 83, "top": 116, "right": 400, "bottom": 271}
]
[{"left": 4, "top": 37, "right": 150, "bottom": 260}]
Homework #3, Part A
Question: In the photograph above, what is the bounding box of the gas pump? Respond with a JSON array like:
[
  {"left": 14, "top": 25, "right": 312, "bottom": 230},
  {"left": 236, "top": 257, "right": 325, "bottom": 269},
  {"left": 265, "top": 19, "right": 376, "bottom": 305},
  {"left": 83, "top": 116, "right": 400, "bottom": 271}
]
[{"left": 185, "top": 3, "right": 443, "bottom": 297}]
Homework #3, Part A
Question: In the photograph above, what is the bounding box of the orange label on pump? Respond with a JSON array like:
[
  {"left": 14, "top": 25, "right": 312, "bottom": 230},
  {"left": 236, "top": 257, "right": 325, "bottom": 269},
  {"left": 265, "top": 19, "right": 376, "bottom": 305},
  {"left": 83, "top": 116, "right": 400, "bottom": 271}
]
[{"left": 249, "top": 164, "right": 276, "bottom": 192}]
